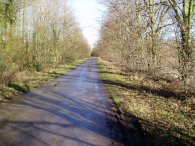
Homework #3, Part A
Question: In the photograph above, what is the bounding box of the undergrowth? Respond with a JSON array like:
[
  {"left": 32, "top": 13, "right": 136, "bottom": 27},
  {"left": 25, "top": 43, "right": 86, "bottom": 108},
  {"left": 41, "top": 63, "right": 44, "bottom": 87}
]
[
  {"left": 98, "top": 58, "right": 194, "bottom": 146},
  {"left": 0, "top": 59, "right": 88, "bottom": 101}
]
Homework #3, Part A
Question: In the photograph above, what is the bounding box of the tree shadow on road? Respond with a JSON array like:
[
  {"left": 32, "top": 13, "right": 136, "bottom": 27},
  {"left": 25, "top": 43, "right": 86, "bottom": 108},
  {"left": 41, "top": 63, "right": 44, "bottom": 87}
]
[{"left": 0, "top": 88, "right": 139, "bottom": 146}]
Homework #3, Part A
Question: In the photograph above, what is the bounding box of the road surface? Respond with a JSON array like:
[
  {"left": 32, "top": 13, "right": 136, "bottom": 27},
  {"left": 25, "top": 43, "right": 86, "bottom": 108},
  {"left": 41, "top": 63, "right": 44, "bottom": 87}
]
[{"left": 0, "top": 58, "right": 126, "bottom": 146}]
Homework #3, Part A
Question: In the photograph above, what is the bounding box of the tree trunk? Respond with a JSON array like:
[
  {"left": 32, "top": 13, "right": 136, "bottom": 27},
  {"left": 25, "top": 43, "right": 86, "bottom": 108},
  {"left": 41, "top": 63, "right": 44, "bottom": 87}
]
[
  {"left": 179, "top": 27, "right": 193, "bottom": 89},
  {"left": 2, "top": 3, "right": 8, "bottom": 49}
]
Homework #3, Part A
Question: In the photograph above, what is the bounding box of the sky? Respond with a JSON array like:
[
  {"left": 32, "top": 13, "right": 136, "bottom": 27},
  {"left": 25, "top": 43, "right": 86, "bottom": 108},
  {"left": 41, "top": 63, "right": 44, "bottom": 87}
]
[{"left": 68, "top": 0, "right": 106, "bottom": 48}]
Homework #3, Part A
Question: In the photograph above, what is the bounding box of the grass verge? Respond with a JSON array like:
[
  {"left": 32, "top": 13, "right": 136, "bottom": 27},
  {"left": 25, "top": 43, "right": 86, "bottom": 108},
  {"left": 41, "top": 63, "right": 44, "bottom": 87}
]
[
  {"left": 0, "top": 58, "right": 88, "bottom": 101},
  {"left": 97, "top": 58, "right": 194, "bottom": 146}
]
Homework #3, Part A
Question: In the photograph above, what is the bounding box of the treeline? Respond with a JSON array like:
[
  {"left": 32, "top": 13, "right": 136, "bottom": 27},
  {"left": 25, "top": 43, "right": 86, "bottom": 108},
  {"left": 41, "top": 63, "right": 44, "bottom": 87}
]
[
  {"left": 96, "top": 0, "right": 195, "bottom": 90},
  {"left": 0, "top": 0, "right": 90, "bottom": 85}
]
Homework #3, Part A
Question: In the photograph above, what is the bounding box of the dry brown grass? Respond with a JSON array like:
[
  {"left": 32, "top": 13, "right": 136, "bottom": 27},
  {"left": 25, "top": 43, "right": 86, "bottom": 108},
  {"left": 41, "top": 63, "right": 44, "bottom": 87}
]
[
  {"left": 98, "top": 58, "right": 195, "bottom": 146},
  {"left": 0, "top": 59, "right": 88, "bottom": 101}
]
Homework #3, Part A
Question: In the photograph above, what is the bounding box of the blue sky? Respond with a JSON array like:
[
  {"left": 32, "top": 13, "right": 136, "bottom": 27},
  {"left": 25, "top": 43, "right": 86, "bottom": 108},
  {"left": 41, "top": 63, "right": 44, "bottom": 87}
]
[{"left": 68, "top": 0, "right": 106, "bottom": 47}]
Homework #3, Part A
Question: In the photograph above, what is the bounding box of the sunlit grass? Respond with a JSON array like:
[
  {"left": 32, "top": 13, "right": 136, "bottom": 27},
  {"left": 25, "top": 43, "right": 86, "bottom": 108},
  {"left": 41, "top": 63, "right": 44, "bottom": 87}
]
[
  {"left": 97, "top": 58, "right": 194, "bottom": 146},
  {"left": 0, "top": 58, "right": 88, "bottom": 101}
]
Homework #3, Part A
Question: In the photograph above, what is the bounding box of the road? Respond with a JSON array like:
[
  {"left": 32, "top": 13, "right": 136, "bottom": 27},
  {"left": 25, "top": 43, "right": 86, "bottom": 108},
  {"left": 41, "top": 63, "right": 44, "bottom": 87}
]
[{"left": 0, "top": 58, "right": 126, "bottom": 146}]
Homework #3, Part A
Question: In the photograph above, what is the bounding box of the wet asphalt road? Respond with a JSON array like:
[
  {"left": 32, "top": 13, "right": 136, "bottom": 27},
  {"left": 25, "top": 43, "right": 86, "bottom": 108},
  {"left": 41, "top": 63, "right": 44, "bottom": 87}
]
[{"left": 0, "top": 58, "right": 125, "bottom": 146}]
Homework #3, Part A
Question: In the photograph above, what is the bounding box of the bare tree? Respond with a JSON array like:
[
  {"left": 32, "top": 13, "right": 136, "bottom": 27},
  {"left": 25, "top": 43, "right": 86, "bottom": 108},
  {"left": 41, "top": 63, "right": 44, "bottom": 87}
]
[
  {"left": 167, "top": 0, "right": 194, "bottom": 89},
  {"left": 97, "top": 0, "right": 195, "bottom": 90}
]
